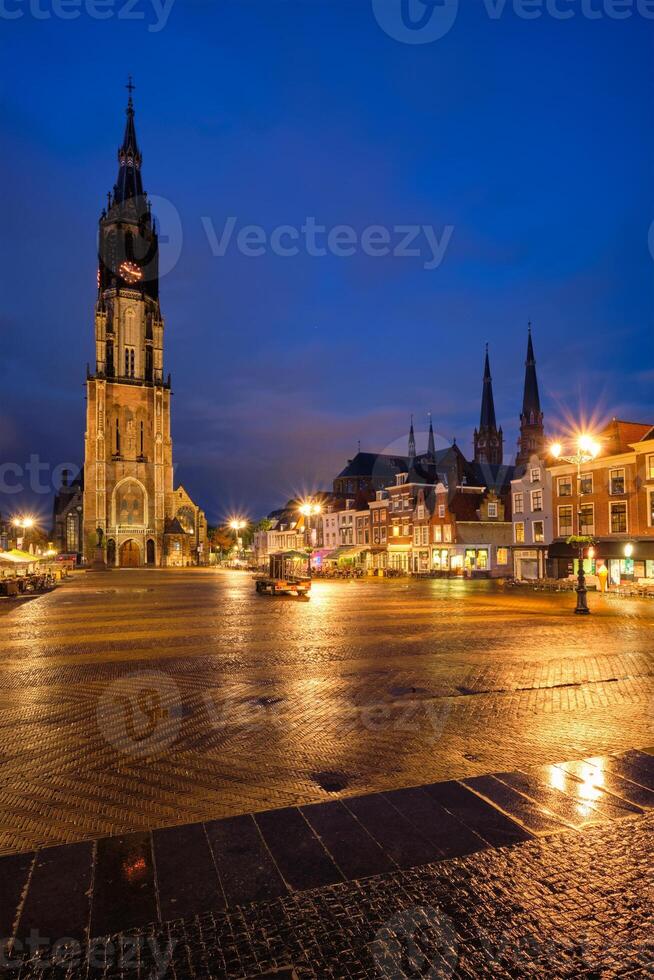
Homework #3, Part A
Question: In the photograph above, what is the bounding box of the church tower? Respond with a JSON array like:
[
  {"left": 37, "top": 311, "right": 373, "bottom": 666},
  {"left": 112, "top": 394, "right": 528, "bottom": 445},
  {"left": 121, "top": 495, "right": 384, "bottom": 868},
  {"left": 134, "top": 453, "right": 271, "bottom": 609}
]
[
  {"left": 82, "top": 85, "right": 174, "bottom": 567},
  {"left": 473, "top": 345, "right": 503, "bottom": 466},
  {"left": 516, "top": 325, "right": 545, "bottom": 467}
]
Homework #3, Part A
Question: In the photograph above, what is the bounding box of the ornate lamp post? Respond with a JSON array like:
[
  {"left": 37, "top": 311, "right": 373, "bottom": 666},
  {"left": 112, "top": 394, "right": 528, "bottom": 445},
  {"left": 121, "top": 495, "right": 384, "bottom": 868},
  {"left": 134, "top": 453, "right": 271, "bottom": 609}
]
[
  {"left": 229, "top": 519, "right": 247, "bottom": 559},
  {"left": 299, "top": 501, "right": 322, "bottom": 577},
  {"left": 550, "top": 435, "right": 600, "bottom": 614},
  {"left": 12, "top": 515, "right": 35, "bottom": 551}
]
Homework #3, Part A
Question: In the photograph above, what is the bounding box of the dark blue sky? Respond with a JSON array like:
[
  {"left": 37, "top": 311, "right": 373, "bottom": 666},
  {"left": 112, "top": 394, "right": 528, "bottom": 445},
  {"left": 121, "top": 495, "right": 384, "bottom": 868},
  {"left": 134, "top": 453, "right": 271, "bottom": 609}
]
[{"left": 2, "top": 0, "right": 653, "bottom": 524}]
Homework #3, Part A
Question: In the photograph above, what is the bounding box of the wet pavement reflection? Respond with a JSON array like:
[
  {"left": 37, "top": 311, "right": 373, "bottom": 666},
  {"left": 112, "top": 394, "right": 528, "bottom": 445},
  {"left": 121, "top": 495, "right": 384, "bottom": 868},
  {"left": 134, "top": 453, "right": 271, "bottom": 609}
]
[{"left": 0, "top": 569, "right": 653, "bottom": 853}]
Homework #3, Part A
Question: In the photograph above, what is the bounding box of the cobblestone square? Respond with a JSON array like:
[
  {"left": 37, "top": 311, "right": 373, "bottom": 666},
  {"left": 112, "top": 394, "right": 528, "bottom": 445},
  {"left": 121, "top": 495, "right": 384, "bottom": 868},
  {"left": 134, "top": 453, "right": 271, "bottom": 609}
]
[
  {"left": 1, "top": 569, "right": 653, "bottom": 853},
  {"left": 1, "top": 570, "right": 653, "bottom": 977}
]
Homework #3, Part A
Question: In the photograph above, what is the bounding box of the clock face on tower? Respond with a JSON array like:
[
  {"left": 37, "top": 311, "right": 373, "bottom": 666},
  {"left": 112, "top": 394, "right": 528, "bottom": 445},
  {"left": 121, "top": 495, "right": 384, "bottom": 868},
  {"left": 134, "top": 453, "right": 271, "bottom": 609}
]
[{"left": 119, "top": 261, "right": 143, "bottom": 285}]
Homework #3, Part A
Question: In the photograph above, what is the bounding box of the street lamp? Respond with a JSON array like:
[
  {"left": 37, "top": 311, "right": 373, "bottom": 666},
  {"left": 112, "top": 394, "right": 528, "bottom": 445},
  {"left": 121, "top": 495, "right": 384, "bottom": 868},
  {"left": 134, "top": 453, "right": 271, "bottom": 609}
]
[
  {"left": 550, "top": 435, "right": 601, "bottom": 615},
  {"left": 12, "top": 515, "right": 35, "bottom": 551},
  {"left": 299, "top": 500, "right": 322, "bottom": 575},
  {"left": 229, "top": 519, "right": 247, "bottom": 558}
]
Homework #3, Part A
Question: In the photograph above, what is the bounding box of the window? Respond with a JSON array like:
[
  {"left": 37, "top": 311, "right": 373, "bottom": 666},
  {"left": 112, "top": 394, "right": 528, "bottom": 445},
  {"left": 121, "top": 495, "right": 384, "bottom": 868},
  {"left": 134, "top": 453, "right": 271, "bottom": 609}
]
[
  {"left": 66, "top": 511, "right": 79, "bottom": 552},
  {"left": 413, "top": 527, "right": 421, "bottom": 546},
  {"left": 648, "top": 455, "right": 654, "bottom": 480},
  {"left": 558, "top": 505, "right": 573, "bottom": 537},
  {"left": 417, "top": 505, "right": 425, "bottom": 520},
  {"left": 443, "top": 525, "right": 452, "bottom": 542},
  {"left": 421, "top": 526, "right": 429, "bottom": 546},
  {"left": 515, "top": 522, "right": 525, "bottom": 543},
  {"left": 533, "top": 521, "right": 545, "bottom": 543},
  {"left": 610, "top": 501, "right": 627, "bottom": 534},
  {"left": 609, "top": 469, "right": 625, "bottom": 495},
  {"left": 380, "top": 509, "right": 387, "bottom": 521},
  {"left": 530, "top": 467, "right": 541, "bottom": 483},
  {"left": 513, "top": 492, "right": 524, "bottom": 514},
  {"left": 579, "top": 504, "right": 594, "bottom": 535},
  {"left": 497, "top": 547, "right": 509, "bottom": 565},
  {"left": 381, "top": 526, "right": 387, "bottom": 542},
  {"left": 433, "top": 525, "right": 442, "bottom": 542},
  {"left": 392, "top": 525, "right": 400, "bottom": 537},
  {"left": 487, "top": 502, "right": 498, "bottom": 518},
  {"left": 558, "top": 476, "right": 572, "bottom": 497},
  {"left": 650, "top": 491, "right": 654, "bottom": 528},
  {"left": 579, "top": 473, "right": 593, "bottom": 495},
  {"left": 438, "top": 504, "right": 445, "bottom": 518},
  {"left": 531, "top": 490, "right": 543, "bottom": 512}
]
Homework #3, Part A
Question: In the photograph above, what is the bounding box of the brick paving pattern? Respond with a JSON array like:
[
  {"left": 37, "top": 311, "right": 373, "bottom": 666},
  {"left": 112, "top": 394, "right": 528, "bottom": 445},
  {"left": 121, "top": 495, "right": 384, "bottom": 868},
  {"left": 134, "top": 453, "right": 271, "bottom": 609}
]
[
  {"left": 8, "top": 812, "right": 654, "bottom": 978},
  {"left": 1, "top": 569, "right": 653, "bottom": 978},
  {"left": 0, "top": 570, "right": 653, "bottom": 854}
]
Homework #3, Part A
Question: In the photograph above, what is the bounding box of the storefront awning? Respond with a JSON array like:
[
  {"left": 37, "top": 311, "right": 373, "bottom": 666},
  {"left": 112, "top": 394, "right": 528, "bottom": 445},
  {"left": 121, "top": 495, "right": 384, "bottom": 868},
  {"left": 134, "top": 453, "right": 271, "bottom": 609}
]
[
  {"left": 323, "top": 545, "right": 368, "bottom": 561},
  {"left": 548, "top": 539, "right": 654, "bottom": 560}
]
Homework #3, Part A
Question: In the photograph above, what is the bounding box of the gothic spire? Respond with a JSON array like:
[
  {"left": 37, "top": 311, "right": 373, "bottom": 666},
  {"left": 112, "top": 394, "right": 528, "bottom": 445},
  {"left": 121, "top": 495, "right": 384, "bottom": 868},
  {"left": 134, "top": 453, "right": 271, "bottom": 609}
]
[
  {"left": 516, "top": 324, "right": 545, "bottom": 466},
  {"left": 521, "top": 323, "right": 541, "bottom": 418},
  {"left": 408, "top": 416, "right": 416, "bottom": 460},
  {"left": 427, "top": 413, "right": 436, "bottom": 457},
  {"left": 114, "top": 77, "right": 144, "bottom": 205},
  {"left": 474, "top": 344, "right": 503, "bottom": 466},
  {"left": 479, "top": 344, "right": 497, "bottom": 430}
]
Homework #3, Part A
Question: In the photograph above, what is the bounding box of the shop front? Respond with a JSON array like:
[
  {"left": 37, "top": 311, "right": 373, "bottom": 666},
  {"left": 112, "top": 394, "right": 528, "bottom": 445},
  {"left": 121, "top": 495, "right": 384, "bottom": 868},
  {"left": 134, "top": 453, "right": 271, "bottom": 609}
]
[
  {"left": 388, "top": 544, "right": 411, "bottom": 573},
  {"left": 513, "top": 548, "right": 547, "bottom": 581},
  {"left": 548, "top": 540, "right": 654, "bottom": 586}
]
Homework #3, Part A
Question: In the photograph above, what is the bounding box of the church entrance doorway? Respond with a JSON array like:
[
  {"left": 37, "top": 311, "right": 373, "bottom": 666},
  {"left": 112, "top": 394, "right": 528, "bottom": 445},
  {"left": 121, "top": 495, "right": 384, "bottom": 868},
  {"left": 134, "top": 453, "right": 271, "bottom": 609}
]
[
  {"left": 119, "top": 539, "right": 140, "bottom": 568},
  {"left": 146, "top": 539, "right": 156, "bottom": 565},
  {"left": 107, "top": 539, "right": 116, "bottom": 566}
]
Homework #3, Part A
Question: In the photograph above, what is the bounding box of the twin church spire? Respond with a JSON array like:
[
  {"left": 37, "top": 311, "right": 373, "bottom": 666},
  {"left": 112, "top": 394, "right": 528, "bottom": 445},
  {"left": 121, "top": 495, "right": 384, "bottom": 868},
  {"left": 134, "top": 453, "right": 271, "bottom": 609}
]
[
  {"left": 411, "top": 330, "right": 544, "bottom": 468},
  {"left": 473, "top": 327, "right": 545, "bottom": 468}
]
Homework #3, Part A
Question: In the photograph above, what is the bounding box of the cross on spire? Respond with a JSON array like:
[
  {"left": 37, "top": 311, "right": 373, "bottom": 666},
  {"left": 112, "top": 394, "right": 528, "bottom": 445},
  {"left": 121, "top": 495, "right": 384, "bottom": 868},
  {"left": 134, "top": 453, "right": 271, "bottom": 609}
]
[{"left": 126, "top": 75, "right": 135, "bottom": 98}]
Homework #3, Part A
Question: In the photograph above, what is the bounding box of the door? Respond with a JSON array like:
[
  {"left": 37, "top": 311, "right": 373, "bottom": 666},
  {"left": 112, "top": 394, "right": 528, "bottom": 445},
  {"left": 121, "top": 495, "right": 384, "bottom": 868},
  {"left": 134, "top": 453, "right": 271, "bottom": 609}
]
[
  {"left": 119, "top": 539, "right": 140, "bottom": 567},
  {"left": 146, "top": 539, "right": 155, "bottom": 565}
]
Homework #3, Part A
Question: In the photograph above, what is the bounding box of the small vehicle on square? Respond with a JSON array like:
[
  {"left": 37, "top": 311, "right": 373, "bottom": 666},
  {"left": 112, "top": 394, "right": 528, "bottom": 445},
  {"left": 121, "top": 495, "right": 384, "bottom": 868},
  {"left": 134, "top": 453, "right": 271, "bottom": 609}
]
[{"left": 254, "top": 550, "right": 311, "bottom": 600}]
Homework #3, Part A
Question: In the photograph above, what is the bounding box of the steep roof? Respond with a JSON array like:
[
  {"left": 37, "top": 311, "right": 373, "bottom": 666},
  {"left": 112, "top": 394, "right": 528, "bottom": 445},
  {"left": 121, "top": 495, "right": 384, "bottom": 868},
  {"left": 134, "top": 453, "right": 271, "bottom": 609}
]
[
  {"left": 521, "top": 328, "right": 541, "bottom": 417},
  {"left": 479, "top": 347, "right": 497, "bottom": 430},
  {"left": 465, "top": 461, "right": 516, "bottom": 492},
  {"left": 114, "top": 93, "right": 145, "bottom": 205},
  {"left": 336, "top": 448, "right": 462, "bottom": 489},
  {"left": 599, "top": 419, "right": 654, "bottom": 455},
  {"left": 164, "top": 517, "right": 186, "bottom": 535}
]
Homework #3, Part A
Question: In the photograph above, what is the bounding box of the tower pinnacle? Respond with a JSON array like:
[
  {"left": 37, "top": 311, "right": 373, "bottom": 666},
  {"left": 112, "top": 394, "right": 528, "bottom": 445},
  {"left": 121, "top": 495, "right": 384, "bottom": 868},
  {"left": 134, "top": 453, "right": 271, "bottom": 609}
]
[
  {"left": 474, "top": 345, "right": 503, "bottom": 466},
  {"left": 516, "top": 324, "right": 545, "bottom": 466},
  {"left": 427, "top": 413, "right": 436, "bottom": 457},
  {"left": 408, "top": 416, "right": 416, "bottom": 460}
]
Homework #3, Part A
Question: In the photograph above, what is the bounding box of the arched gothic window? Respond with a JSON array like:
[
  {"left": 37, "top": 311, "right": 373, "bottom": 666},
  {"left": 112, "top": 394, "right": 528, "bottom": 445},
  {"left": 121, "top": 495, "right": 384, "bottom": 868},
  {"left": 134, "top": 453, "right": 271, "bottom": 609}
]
[
  {"left": 66, "top": 511, "right": 79, "bottom": 552},
  {"left": 115, "top": 480, "right": 146, "bottom": 527}
]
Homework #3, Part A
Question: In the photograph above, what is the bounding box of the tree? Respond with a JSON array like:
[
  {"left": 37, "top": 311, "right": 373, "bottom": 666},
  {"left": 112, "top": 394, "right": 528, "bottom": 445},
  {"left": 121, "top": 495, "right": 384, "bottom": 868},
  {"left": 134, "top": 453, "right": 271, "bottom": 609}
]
[{"left": 208, "top": 526, "right": 236, "bottom": 555}]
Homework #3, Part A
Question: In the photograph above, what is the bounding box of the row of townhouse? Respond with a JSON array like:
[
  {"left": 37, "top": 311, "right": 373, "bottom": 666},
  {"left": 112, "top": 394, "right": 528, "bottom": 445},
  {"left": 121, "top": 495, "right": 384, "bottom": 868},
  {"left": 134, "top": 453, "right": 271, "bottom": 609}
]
[
  {"left": 316, "top": 469, "right": 513, "bottom": 577},
  {"left": 510, "top": 420, "right": 654, "bottom": 585}
]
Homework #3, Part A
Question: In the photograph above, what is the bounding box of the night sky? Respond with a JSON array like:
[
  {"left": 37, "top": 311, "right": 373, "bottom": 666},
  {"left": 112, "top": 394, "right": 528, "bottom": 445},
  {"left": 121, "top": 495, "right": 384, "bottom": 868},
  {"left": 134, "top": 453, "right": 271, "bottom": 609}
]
[{"left": 2, "top": 1, "right": 653, "bottom": 525}]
